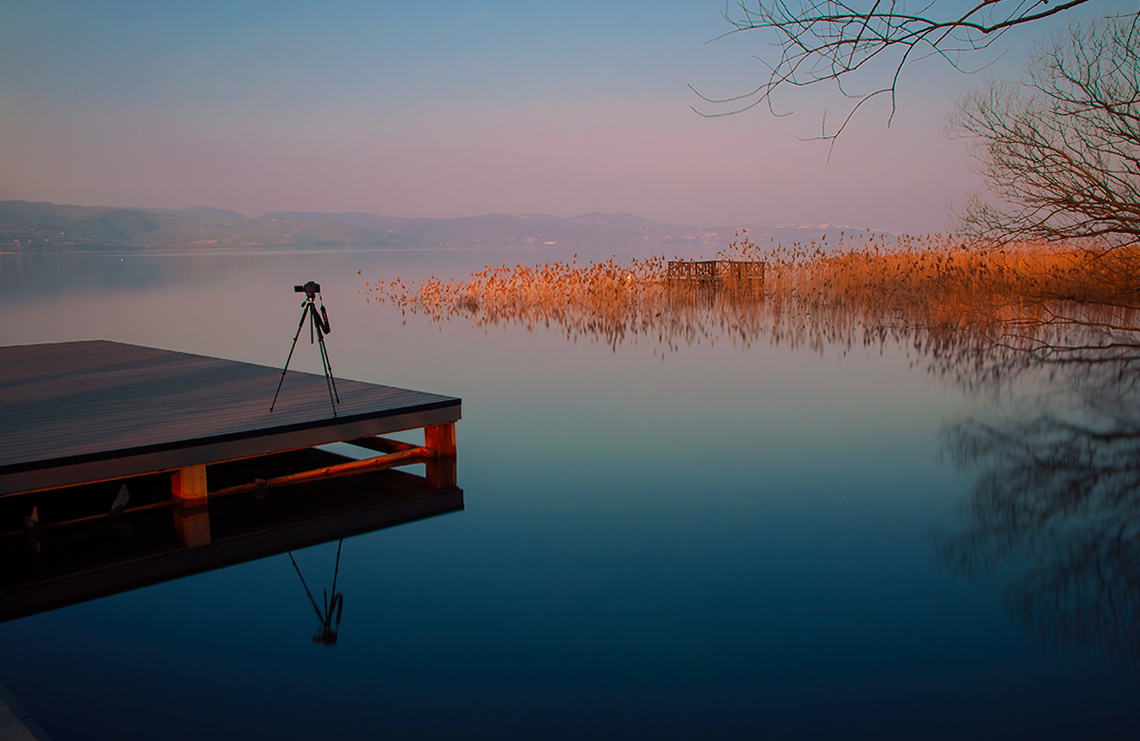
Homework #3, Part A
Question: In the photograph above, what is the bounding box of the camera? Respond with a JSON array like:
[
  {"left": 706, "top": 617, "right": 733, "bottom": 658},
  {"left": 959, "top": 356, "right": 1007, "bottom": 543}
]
[{"left": 294, "top": 281, "right": 321, "bottom": 298}]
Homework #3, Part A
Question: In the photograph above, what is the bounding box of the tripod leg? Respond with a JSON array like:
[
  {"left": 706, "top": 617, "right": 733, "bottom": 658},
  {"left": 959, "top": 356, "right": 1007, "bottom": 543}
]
[
  {"left": 309, "top": 302, "right": 340, "bottom": 405},
  {"left": 318, "top": 331, "right": 340, "bottom": 403},
  {"left": 316, "top": 327, "right": 340, "bottom": 416},
  {"left": 270, "top": 303, "right": 312, "bottom": 412}
]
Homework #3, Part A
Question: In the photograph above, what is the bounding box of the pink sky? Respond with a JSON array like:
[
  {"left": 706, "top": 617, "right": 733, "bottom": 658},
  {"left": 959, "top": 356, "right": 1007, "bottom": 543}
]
[{"left": 0, "top": 1, "right": 1108, "bottom": 234}]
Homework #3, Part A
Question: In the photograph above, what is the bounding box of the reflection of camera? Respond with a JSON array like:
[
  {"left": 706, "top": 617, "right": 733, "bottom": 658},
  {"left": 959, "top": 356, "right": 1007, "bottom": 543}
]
[{"left": 294, "top": 281, "right": 321, "bottom": 298}]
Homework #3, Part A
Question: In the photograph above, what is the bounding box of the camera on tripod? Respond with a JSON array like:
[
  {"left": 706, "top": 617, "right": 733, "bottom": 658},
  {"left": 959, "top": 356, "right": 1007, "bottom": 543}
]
[
  {"left": 271, "top": 280, "right": 339, "bottom": 415},
  {"left": 294, "top": 281, "right": 321, "bottom": 298}
]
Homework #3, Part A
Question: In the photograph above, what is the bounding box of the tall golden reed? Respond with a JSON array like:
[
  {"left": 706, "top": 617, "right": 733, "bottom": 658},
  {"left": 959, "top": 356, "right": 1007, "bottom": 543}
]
[{"left": 363, "top": 232, "right": 1140, "bottom": 355}]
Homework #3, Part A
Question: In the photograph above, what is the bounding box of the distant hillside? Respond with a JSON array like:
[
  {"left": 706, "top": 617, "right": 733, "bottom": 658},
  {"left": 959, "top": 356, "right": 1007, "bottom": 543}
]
[
  {"left": 0, "top": 201, "right": 255, "bottom": 251},
  {"left": 0, "top": 200, "right": 869, "bottom": 253},
  {"left": 257, "top": 210, "right": 728, "bottom": 247}
]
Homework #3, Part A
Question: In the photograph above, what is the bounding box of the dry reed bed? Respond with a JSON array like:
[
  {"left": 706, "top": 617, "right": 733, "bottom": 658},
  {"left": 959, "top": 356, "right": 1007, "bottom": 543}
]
[{"left": 363, "top": 234, "right": 1140, "bottom": 356}]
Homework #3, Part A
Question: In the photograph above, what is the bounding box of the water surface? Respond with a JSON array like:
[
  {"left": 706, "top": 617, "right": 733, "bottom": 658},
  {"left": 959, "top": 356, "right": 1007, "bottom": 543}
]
[{"left": 0, "top": 247, "right": 1136, "bottom": 739}]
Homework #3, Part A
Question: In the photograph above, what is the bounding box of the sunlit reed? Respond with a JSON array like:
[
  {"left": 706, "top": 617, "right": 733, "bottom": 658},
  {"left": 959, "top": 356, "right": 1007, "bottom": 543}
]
[{"left": 363, "top": 232, "right": 1140, "bottom": 360}]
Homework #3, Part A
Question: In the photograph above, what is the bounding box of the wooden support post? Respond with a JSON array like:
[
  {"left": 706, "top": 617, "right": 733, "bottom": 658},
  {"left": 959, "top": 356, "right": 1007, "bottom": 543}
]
[
  {"left": 171, "top": 464, "right": 208, "bottom": 506},
  {"left": 174, "top": 504, "right": 211, "bottom": 548},
  {"left": 424, "top": 422, "right": 457, "bottom": 489},
  {"left": 424, "top": 423, "right": 456, "bottom": 457}
]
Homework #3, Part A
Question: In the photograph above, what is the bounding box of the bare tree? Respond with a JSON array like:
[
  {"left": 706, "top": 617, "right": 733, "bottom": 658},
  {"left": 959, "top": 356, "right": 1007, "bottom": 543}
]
[
  {"left": 695, "top": 0, "right": 1093, "bottom": 140},
  {"left": 952, "top": 12, "right": 1140, "bottom": 248}
]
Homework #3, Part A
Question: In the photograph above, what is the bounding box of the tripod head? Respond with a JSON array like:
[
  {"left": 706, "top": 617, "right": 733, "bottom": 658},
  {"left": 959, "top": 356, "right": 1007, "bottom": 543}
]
[
  {"left": 293, "top": 281, "right": 330, "bottom": 335},
  {"left": 294, "top": 281, "right": 321, "bottom": 300}
]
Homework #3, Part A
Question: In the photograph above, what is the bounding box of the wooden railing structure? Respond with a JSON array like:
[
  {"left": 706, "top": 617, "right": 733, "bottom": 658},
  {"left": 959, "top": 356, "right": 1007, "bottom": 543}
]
[{"left": 666, "top": 260, "right": 765, "bottom": 285}]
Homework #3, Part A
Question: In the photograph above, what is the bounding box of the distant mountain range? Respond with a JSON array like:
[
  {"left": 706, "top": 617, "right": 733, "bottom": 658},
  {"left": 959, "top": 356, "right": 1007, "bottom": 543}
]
[{"left": 0, "top": 200, "right": 867, "bottom": 253}]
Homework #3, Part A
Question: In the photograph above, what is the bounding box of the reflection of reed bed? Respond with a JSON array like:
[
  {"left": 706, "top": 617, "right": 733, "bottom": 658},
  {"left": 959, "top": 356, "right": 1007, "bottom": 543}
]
[{"left": 363, "top": 234, "right": 1140, "bottom": 355}]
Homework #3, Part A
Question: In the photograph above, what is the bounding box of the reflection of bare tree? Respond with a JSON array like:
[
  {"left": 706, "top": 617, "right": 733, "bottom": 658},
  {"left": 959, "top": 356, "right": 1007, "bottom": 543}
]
[
  {"left": 922, "top": 303, "right": 1140, "bottom": 392},
  {"left": 938, "top": 316, "right": 1140, "bottom": 663}
]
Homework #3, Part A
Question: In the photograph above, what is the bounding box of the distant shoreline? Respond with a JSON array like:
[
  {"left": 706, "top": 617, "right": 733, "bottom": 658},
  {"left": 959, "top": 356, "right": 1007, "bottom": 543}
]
[{"left": 1, "top": 199, "right": 879, "bottom": 255}]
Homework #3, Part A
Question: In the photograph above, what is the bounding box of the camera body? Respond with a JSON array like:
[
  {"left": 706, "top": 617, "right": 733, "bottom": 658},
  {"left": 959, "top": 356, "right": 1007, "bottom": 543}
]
[{"left": 294, "top": 281, "right": 321, "bottom": 299}]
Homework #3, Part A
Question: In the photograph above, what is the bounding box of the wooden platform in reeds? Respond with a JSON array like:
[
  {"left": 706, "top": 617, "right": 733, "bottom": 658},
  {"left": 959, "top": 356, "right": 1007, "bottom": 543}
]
[
  {"left": 666, "top": 260, "right": 765, "bottom": 283},
  {"left": 0, "top": 340, "right": 461, "bottom": 497}
]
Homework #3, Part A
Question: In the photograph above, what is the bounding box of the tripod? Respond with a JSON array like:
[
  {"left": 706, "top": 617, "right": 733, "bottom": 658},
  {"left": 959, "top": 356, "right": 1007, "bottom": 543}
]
[{"left": 271, "top": 283, "right": 340, "bottom": 416}]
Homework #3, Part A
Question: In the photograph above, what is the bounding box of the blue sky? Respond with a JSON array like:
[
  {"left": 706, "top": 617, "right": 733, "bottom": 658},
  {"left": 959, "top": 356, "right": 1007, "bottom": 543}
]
[{"left": 0, "top": 0, "right": 1119, "bottom": 232}]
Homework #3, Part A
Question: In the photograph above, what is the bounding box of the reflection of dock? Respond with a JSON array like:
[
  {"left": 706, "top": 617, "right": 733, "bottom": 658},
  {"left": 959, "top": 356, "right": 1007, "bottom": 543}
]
[
  {"left": 0, "top": 460, "right": 462, "bottom": 623},
  {"left": 0, "top": 340, "right": 463, "bottom": 621}
]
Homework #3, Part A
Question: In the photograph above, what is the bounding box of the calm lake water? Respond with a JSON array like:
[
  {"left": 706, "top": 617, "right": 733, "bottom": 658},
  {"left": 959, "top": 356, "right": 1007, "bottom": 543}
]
[{"left": 1, "top": 246, "right": 1137, "bottom": 739}]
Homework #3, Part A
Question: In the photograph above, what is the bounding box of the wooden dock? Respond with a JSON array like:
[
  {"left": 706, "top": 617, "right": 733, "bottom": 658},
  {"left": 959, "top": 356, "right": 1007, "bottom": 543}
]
[
  {"left": 0, "top": 340, "right": 463, "bottom": 736},
  {"left": 0, "top": 340, "right": 461, "bottom": 499}
]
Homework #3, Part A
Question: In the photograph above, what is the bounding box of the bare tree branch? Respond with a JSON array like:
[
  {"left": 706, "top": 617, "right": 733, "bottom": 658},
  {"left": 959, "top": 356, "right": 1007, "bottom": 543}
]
[{"left": 695, "top": 0, "right": 1095, "bottom": 142}]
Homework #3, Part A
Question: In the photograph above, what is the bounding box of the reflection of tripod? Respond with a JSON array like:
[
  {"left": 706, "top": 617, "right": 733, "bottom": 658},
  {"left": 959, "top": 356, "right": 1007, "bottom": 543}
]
[
  {"left": 289, "top": 539, "right": 344, "bottom": 646},
  {"left": 271, "top": 281, "right": 340, "bottom": 416}
]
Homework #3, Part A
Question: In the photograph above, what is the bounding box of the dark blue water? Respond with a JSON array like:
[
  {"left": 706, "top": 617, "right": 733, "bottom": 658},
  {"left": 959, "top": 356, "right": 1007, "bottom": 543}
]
[{"left": 1, "top": 248, "right": 1136, "bottom": 739}]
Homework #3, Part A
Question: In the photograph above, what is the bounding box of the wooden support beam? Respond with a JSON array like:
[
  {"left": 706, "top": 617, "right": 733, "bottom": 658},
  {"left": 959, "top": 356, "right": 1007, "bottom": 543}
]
[
  {"left": 171, "top": 464, "right": 207, "bottom": 506},
  {"left": 424, "top": 423, "right": 456, "bottom": 457},
  {"left": 345, "top": 435, "right": 420, "bottom": 455},
  {"left": 208, "top": 447, "right": 431, "bottom": 498},
  {"left": 0, "top": 500, "right": 172, "bottom": 539}
]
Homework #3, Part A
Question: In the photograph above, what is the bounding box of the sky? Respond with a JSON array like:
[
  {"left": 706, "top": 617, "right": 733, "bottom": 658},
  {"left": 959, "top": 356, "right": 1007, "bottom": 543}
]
[{"left": 0, "top": 0, "right": 1122, "bottom": 234}]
